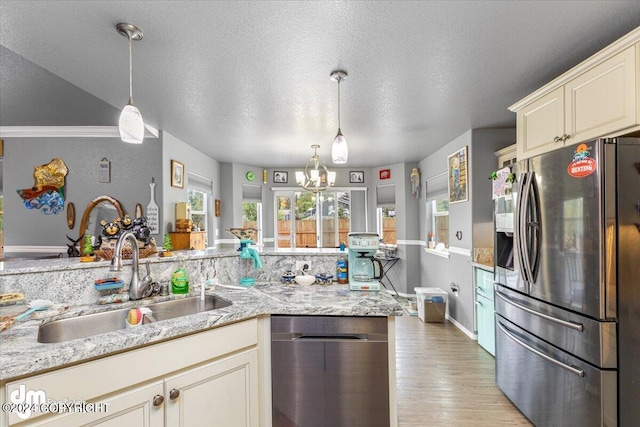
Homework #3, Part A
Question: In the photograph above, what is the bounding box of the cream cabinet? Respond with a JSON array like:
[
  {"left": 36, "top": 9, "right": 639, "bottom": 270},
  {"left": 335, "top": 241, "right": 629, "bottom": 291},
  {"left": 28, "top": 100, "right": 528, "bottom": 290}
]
[
  {"left": 2, "top": 319, "right": 259, "bottom": 427},
  {"left": 565, "top": 44, "right": 637, "bottom": 144},
  {"left": 164, "top": 349, "right": 259, "bottom": 427},
  {"left": 516, "top": 87, "right": 565, "bottom": 159},
  {"left": 495, "top": 144, "right": 517, "bottom": 168},
  {"left": 512, "top": 32, "right": 640, "bottom": 160},
  {"left": 23, "top": 382, "right": 165, "bottom": 427}
]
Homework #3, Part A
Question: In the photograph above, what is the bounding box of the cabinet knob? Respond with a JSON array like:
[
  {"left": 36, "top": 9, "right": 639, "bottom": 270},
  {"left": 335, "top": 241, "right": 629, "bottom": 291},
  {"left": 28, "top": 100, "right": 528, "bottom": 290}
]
[
  {"left": 554, "top": 136, "right": 561, "bottom": 142},
  {"left": 153, "top": 395, "right": 164, "bottom": 407},
  {"left": 561, "top": 134, "right": 571, "bottom": 141},
  {"left": 169, "top": 388, "right": 180, "bottom": 400}
]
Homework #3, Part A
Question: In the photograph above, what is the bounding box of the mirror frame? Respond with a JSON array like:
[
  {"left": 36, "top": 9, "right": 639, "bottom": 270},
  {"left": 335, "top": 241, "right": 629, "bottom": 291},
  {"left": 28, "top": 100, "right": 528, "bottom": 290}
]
[{"left": 78, "top": 196, "right": 125, "bottom": 239}]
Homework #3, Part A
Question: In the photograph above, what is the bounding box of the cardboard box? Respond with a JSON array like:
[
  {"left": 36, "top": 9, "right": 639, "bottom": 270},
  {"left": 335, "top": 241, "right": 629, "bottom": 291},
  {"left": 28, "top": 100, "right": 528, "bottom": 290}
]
[{"left": 414, "top": 287, "right": 448, "bottom": 323}]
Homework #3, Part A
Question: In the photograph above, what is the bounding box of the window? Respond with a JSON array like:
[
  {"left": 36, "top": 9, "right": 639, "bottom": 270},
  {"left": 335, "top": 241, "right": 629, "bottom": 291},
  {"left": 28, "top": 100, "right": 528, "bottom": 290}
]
[
  {"left": 430, "top": 197, "right": 449, "bottom": 247},
  {"left": 425, "top": 171, "right": 449, "bottom": 249},
  {"left": 188, "top": 189, "right": 207, "bottom": 232},
  {"left": 376, "top": 184, "right": 396, "bottom": 244},
  {"left": 242, "top": 184, "right": 263, "bottom": 245},
  {"left": 188, "top": 173, "right": 213, "bottom": 248},
  {"left": 274, "top": 189, "right": 360, "bottom": 249}
]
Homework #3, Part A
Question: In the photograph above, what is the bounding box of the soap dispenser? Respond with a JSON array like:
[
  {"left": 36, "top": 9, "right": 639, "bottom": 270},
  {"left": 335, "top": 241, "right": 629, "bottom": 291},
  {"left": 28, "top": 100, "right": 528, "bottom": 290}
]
[
  {"left": 238, "top": 240, "right": 263, "bottom": 287},
  {"left": 171, "top": 255, "right": 189, "bottom": 294}
]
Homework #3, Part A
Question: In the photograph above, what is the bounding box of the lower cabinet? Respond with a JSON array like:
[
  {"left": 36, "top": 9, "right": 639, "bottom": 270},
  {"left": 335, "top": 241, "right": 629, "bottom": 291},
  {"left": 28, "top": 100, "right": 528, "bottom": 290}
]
[
  {"left": 3, "top": 319, "right": 259, "bottom": 427},
  {"left": 164, "top": 349, "right": 259, "bottom": 427},
  {"left": 474, "top": 266, "right": 495, "bottom": 356},
  {"left": 476, "top": 293, "right": 495, "bottom": 356},
  {"left": 22, "top": 382, "right": 165, "bottom": 426}
]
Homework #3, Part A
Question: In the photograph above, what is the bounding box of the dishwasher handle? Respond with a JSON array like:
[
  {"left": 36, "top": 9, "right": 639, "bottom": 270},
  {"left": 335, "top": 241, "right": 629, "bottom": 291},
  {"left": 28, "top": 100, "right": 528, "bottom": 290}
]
[{"left": 272, "top": 332, "right": 387, "bottom": 342}]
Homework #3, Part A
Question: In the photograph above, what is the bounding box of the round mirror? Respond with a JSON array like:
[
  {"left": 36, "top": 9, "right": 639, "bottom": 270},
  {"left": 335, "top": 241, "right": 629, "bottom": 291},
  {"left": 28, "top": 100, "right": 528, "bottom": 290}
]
[{"left": 78, "top": 196, "right": 125, "bottom": 240}]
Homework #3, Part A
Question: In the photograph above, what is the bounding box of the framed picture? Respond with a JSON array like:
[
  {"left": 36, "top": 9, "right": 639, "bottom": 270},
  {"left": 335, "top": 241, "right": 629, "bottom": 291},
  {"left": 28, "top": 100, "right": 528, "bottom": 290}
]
[
  {"left": 349, "top": 171, "right": 364, "bottom": 183},
  {"left": 273, "top": 171, "right": 288, "bottom": 183},
  {"left": 447, "top": 146, "right": 469, "bottom": 203},
  {"left": 379, "top": 169, "right": 391, "bottom": 180},
  {"left": 171, "top": 160, "right": 184, "bottom": 188}
]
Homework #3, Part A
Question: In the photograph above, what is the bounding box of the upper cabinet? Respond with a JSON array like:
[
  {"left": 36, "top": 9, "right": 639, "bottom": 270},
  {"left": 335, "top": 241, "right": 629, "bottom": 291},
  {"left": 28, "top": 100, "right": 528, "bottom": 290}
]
[{"left": 511, "top": 28, "right": 640, "bottom": 160}]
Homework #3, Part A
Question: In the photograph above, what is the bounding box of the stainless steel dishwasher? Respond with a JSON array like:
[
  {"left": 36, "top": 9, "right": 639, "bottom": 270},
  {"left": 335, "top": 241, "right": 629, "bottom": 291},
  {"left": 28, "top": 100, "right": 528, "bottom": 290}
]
[{"left": 271, "top": 315, "right": 390, "bottom": 427}]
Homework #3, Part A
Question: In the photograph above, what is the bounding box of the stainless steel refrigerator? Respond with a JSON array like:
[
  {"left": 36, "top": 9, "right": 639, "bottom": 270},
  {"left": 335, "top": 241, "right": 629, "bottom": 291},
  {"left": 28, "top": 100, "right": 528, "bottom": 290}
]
[{"left": 494, "top": 138, "right": 640, "bottom": 426}]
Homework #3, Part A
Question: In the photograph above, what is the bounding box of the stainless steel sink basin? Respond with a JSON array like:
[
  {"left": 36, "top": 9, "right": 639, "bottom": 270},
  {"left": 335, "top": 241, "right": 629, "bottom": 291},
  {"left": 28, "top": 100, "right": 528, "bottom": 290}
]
[{"left": 37, "top": 295, "right": 231, "bottom": 343}]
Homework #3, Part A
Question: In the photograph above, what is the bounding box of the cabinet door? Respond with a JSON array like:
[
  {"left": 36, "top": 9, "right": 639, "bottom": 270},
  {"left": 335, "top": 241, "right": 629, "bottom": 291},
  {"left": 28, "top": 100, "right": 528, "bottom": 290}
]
[
  {"left": 164, "top": 349, "right": 259, "bottom": 427},
  {"left": 565, "top": 45, "right": 637, "bottom": 144},
  {"left": 476, "top": 294, "right": 495, "bottom": 356},
  {"left": 190, "top": 232, "right": 205, "bottom": 250},
  {"left": 475, "top": 268, "right": 494, "bottom": 300},
  {"left": 516, "top": 86, "right": 565, "bottom": 160},
  {"left": 24, "top": 382, "right": 164, "bottom": 427}
]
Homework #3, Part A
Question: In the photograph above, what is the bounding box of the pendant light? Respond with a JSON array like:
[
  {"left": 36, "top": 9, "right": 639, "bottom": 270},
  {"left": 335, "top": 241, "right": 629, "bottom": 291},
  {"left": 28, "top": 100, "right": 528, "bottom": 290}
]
[
  {"left": 116, "top": 23, "right": 145, "bottom": 144},
  {"left": 296, "top": 145, "right": 337, "bottom": 193},
  {"left": 330, "top": 70, "right": 348, "bottom": 164}
]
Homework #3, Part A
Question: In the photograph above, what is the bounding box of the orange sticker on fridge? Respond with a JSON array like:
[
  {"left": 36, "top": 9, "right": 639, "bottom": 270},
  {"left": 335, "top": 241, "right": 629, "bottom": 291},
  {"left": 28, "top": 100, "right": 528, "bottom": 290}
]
[{"left": 567, "top": 144, "right": 597, "bottom": 178}]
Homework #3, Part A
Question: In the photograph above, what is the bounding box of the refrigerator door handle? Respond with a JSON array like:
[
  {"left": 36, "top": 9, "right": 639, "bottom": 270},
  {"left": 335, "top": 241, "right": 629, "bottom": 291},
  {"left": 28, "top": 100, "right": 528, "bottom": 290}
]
[
  {"left": 527, "top": 172, "right": 541, "bottom": 283},
  {"left": 497, "top": 321, "right": 585, "bottom": 377},
  {"left": 519, "top": 172, "right": 535, "bottom": 285},
  {"left": 515, "top": 172, "right": 531, "bottom": 284},
  {"left": 495, "top": 291, "right": 584, "bottom": 332}
]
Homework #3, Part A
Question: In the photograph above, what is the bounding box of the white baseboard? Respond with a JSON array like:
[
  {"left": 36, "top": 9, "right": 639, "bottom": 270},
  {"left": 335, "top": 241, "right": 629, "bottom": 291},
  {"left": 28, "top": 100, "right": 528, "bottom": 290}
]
[{"left": 445, "top": 314, "right": 478, "bottom": 340}]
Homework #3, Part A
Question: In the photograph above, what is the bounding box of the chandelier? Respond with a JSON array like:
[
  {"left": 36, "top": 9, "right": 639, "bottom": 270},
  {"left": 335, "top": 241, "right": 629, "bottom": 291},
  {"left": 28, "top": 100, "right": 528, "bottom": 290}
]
[{"left": 295, "top": 145, "right": 337, "bottom": 193}]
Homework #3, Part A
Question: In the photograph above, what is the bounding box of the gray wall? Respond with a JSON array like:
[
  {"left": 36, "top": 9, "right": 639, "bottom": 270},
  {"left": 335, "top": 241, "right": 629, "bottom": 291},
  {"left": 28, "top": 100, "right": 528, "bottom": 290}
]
[
  {"left": 0, "top": 45, "right": 119, "bottom": 126},
  {"left": 161, "top": 131, "right": 220, "bottom": 246},
  {"left": 418, "top": 128, "right": 515, "bottom": 334},
  {"left": 3, "top": 137, "right": 162, "bottom": 247}
]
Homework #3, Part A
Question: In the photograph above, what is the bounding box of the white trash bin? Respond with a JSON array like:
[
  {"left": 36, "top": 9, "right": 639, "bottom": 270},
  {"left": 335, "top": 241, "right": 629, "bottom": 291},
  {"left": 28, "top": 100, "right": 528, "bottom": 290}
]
[{"left": 414, "top": 287, "right": 448, "bottom": 323}]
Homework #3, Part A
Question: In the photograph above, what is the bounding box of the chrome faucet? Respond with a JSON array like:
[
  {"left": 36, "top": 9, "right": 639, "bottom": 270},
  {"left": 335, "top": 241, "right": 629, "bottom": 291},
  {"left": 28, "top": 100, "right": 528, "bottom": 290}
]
[{"left": 110, "top": 231, "right": 153, "bottom": 300}]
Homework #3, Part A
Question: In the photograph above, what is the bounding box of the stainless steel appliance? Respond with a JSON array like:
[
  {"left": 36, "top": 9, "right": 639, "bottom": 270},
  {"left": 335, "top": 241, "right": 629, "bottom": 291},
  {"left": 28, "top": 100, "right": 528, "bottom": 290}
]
[
  {"left": 271, "top": 315, "right": 390, "bottom": 427},
  {"left": 494, "top": 138, "right": 640, "bottom": 426},
  {"left": 348, "top": 232, "right": 383, "bottom": 291}
]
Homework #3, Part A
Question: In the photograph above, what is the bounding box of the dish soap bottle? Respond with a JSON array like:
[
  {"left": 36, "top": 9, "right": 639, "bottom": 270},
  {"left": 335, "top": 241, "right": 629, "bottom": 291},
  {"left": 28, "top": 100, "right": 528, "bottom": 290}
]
[
  {"left": 171, "top": 255, "right": 189, "bottom": 294},
  {"left": 337, "top": 242, "right": 348, "bottom": 284}
]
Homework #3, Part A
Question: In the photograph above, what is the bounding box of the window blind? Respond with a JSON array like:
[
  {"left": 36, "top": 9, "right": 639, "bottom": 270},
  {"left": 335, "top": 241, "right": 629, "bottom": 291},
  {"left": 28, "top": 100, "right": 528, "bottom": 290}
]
[
  {"left": 242, "top": 184, "right": 262, "bottom": 202},
  {"left": 425, "top": 170, "right": 448, "bottom": 199},
  {"left": 187, "top": 173, "right": 213, "bottom": 194},
  {"left": 376, "top": 184, "right": 395, "bottom": 207}
]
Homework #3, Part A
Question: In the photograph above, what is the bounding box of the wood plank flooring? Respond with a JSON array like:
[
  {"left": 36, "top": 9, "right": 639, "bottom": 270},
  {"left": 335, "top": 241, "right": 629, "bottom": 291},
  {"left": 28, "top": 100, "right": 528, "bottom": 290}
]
[{"left": 395, "top": 315, "right": 532, "bottom": 426}]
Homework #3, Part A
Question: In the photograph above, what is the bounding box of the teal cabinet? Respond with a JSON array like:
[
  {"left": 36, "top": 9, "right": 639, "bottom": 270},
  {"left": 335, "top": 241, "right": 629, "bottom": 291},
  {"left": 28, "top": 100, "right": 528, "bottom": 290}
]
[{"left": 474, "top": 266, "right": 495, "bottom": 356}]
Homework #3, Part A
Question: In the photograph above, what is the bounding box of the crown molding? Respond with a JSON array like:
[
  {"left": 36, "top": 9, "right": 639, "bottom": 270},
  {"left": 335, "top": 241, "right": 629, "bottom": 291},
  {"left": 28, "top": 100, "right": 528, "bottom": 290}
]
[{"left": 0, "top": 125, "right": 159, "bottom": 139}]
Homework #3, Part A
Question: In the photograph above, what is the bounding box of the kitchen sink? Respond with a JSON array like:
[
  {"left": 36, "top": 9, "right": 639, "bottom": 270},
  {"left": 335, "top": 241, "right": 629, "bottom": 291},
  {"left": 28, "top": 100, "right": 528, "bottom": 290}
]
[{"left": 37, "top": 295, "right": 232, "bottom": 343}]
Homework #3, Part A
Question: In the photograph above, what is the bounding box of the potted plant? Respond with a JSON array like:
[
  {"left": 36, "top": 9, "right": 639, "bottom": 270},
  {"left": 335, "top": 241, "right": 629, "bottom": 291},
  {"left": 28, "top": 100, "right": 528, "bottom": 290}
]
[
  {"left": 80, "top": 234, "right": 96, "bottom": 262},
  {"left": 160, "top": 233, "right": 174, "bottom": 257}
]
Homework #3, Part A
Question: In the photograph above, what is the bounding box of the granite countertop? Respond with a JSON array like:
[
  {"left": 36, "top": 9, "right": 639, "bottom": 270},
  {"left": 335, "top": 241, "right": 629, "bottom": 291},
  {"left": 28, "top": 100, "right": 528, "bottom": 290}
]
[{"left": 0, "top": 283, "right": 402, "bottom": 381}]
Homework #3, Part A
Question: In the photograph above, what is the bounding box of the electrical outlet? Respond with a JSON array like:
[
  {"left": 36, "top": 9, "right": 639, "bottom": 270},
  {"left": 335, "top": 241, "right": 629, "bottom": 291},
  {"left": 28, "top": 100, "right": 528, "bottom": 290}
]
[{"left": 295, "top": 260, "right": 312, "bottom": 272}]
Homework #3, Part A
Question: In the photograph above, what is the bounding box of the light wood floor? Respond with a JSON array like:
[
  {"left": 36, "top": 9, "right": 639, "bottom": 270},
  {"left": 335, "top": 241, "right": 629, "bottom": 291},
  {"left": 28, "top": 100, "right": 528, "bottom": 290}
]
[{"left": 395, "top": 315, "right": 532, "bottom": 426}]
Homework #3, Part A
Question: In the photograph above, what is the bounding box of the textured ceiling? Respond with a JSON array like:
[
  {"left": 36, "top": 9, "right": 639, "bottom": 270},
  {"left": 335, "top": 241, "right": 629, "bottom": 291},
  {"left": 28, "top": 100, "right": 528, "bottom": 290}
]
[{"left": 1, "top": 1, "right": 640, "bottom": 167}]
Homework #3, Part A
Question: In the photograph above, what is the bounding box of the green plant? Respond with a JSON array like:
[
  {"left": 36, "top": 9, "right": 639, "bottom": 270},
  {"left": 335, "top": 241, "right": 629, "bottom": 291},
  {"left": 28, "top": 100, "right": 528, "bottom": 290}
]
[
  {"left": 83, "top": 234, "right": 93, "bottom": 256},
  {"left": 163, "top": 233, "right": 173, "bottom": 251}
]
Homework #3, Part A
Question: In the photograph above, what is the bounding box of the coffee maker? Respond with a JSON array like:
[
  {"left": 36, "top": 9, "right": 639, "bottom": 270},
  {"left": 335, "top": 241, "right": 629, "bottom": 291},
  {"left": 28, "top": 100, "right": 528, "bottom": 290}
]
[{"left": 348, "top": 232, "right": 383, "bottom": 291}]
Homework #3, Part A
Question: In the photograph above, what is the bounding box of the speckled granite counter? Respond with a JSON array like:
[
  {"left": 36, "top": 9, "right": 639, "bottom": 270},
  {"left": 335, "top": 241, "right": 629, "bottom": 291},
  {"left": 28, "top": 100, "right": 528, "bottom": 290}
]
[{"left": 0, "top": 282, "right": 402, "bottom": 381}]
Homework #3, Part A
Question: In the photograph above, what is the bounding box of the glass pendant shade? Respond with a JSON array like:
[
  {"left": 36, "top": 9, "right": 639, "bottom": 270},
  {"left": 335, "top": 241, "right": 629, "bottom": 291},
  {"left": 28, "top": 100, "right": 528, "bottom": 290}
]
[
  {"left": 117, "top": 23, "right": 144, "bottom": 144},
  {"left": 332, "top": 129, "right": 348, "bottom": 164},
  {"left": 119, "top": 102, "right": 145, "bottom": 144}
]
